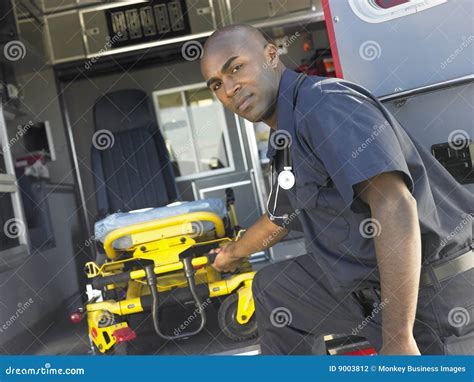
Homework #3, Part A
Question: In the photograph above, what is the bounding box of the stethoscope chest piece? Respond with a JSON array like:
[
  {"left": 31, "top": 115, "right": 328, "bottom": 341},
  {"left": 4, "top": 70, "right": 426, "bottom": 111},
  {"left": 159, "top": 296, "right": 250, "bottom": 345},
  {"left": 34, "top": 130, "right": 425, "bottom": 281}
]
[{"left": 277, "top": 167, "right": 295, "bottom": 190}]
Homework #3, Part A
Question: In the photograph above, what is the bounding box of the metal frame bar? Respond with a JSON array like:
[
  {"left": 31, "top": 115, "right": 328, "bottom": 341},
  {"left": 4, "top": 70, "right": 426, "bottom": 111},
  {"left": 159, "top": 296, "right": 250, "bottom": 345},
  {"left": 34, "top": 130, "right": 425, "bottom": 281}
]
[
  {"left": 379, "top": 74, "right": 474, "bottom": 103},
  {"left": 242, "top": 119, "right": 268, "bottom": 214},
  {"left": 208, "top": 0, "right": 218, "bottom": 29},
  {"left": 250, "top": 8, "right": 324, "bottom": 30},
  {"left": 234, "top": 114, "right": 248, "bottom": 172},
  {"left": 56, "top": 81, "right": 92, "bottom": 240},
  {"left": 198, "top": 179, "right": 251, "bottom": 199},
  {"left": 0, "top": 174, "right": 17, "bottom": 184},
  {"left": 40, "top": 0, "right": 140, "bottom": 15},
  {"left": 0, "top": 99, "right": 29, "bottom": 248},
  {"left": 16, "top": 0, "right": 43, "bottom": 24},
  {"left": 0, "top": 184, "right": 17, "bottom": 193}
]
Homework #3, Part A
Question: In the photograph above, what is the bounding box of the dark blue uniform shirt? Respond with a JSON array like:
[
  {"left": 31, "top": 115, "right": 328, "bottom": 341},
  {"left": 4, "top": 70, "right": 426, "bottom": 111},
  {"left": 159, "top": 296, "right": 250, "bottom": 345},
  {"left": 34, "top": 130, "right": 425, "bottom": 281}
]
[{"left": 266, "top": 69, "right": 473, "bottom": 291}]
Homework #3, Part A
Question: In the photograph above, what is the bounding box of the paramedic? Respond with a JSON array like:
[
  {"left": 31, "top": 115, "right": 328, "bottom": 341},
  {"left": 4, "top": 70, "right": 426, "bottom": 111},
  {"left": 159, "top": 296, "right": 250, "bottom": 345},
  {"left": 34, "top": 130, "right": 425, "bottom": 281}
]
[{"left": 200, "top": 24, "right": 474, "bottom": 355}]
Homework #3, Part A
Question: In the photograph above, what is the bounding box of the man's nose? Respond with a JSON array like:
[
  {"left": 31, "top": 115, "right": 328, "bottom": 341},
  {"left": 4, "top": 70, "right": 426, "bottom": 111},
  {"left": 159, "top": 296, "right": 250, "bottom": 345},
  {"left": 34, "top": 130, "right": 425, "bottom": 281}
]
[{"left": 224, "top": 79, "right": 241, "bottom": 98}]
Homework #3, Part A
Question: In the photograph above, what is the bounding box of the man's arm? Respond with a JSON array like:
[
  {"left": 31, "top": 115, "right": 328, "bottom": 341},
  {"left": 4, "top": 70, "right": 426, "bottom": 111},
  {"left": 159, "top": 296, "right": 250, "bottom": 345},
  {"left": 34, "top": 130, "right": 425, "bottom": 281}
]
[
  {"left": 355, "top": 171, "right": 422, "bottom": 355},
  {"left": 211, "top": 214, "right": 289, "bottom": 272}
]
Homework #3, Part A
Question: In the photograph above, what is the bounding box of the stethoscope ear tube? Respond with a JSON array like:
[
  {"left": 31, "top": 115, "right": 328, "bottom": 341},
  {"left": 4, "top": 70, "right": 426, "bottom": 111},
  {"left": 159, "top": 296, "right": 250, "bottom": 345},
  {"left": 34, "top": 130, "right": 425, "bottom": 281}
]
[{"left": 266, "top": 72, "right": 307, "bottom": 220}]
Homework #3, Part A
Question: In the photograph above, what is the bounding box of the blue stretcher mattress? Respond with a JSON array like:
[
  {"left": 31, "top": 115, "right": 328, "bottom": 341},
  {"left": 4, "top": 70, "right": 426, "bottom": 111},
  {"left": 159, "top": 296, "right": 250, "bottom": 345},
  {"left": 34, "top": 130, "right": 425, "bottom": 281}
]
[{"left": 94, "top": 199, "right": 226, "bottom": 249}]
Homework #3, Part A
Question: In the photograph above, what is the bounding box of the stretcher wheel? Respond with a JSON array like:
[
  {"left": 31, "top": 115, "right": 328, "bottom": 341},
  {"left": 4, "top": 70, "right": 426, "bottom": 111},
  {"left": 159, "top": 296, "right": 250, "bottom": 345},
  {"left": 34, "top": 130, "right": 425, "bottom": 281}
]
[
  {"left": 93, "top": 342, "right": 128, "bottom": 355},
  {"left": 218, "top": 294, "right": 257, "bottom": 341}
]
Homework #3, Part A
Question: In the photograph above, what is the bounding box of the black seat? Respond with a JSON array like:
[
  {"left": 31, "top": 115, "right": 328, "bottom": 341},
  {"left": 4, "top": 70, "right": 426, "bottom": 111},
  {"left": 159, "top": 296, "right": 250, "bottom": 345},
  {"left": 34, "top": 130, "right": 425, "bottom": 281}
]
[{"left": 91, "top": 89, "right": 177, "bottom": 218}]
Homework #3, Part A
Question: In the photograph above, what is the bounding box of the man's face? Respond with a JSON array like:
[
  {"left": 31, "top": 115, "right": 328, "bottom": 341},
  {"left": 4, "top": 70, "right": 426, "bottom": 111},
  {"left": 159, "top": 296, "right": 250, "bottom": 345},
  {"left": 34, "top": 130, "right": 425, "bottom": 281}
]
[{"left": 201, "top": 39, "right": 279, "bottom": 123}]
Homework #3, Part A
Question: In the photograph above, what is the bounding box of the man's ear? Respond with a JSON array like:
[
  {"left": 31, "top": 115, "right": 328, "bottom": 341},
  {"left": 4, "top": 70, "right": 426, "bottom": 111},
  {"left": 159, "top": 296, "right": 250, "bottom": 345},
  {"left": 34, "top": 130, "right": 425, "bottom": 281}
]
[{"left": 264, "top": 43, "right": 280, "bottom": 69}]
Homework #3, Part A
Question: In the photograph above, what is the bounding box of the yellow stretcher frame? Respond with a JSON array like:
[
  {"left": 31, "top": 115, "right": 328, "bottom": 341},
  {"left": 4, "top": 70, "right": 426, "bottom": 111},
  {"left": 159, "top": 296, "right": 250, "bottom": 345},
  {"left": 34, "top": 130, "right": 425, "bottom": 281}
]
[{"left": 83, "top": 210, "right": 256, "bottom": 353}]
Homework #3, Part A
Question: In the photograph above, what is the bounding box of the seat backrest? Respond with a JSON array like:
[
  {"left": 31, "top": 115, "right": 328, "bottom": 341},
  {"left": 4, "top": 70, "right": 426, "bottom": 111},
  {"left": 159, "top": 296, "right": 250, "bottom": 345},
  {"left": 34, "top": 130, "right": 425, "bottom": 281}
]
[{"left": 91, "top": 89, "right": 177, "bottom": 217}]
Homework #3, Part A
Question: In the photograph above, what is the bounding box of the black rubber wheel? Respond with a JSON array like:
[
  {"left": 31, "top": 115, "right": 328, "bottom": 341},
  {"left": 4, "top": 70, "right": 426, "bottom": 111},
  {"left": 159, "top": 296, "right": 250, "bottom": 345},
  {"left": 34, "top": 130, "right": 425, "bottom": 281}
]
[
  {"left": 93, "top": 342, "right": 128, "bottom": 355},
  {"left": 217, "top": 293, "right": 257, "bottom": 341},
  {"left": 112, "top": 342, "right": 128, "bottom": 355}
]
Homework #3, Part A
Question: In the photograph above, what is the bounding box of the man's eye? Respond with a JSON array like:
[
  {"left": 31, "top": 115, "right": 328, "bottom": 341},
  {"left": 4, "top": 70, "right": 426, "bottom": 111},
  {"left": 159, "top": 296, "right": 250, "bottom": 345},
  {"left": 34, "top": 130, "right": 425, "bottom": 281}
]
[
  {"left": 232, "top": 64, "right": 242, "bottom": 74},
  {"left": 213, "top": 81, "right": 222, "bottom": 91}
]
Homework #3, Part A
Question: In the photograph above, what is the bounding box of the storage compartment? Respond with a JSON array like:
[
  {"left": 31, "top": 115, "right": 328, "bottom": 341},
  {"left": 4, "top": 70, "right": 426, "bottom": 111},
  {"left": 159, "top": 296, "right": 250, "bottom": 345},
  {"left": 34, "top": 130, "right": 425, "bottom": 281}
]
[
  {"left": 81, "top": 0, "right": 218, "bottom": 57},
  {"left": 44, "top": 11, "right": 86, "bottom": 63},
  {"left": 229, "top": 0, "right": 315, "bottom": 23}
]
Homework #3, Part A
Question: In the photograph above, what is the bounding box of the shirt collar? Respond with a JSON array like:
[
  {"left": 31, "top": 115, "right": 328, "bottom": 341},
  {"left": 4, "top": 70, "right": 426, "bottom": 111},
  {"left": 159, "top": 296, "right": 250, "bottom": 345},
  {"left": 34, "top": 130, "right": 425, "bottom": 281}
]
[{"left": 266, "top": 69, "right": 301, "bottom": 159}]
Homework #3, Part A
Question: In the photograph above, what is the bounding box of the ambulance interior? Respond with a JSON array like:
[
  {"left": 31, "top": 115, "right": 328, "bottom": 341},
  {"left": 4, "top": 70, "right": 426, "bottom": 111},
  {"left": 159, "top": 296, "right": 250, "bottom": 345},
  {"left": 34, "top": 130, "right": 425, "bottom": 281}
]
[{"left": 0, "top": 0, "right": 472, "bottom": 356}]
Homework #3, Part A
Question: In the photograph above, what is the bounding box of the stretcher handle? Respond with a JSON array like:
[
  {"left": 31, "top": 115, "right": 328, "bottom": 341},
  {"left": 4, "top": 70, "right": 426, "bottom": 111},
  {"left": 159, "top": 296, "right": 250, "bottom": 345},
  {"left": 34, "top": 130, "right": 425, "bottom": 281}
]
[
  {"left": 179, "top": 242, "right": 220, "bottom": 265},
  {"left": 206, "top": 252, "right": 218, "bottom": 265},
  {"left": 103, "top": 211, "right": 226, "bottom": 260},
  {"left": 93, "top": 244, "right": 221, "bottom": 289}
]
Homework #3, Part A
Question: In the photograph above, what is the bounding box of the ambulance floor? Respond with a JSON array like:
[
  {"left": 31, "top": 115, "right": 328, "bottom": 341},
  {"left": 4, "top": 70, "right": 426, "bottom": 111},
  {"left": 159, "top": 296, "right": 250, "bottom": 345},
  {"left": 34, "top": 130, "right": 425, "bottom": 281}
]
[{"left": 24, "top": 301, "right": 259, "bottom": 356}]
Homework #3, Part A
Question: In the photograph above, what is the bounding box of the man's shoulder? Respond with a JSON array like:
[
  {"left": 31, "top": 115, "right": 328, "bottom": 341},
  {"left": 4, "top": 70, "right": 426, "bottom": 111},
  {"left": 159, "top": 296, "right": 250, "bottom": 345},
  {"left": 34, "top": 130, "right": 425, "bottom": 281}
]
[
  {"left": 297, "top": 76, "right": 376, "bottom": 116},
  {"left": 294, "top": 76, "right": 347, "bottom": 117},
  {"left": 300, "top": 75, "right": 373, "bottom": 99}
]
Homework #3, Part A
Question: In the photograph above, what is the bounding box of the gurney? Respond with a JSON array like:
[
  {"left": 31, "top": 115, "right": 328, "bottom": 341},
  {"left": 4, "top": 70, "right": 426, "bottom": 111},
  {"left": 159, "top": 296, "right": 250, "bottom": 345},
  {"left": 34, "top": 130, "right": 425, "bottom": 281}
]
[{"left": 71, "top": 189, "right": 257, "bottom": 354}]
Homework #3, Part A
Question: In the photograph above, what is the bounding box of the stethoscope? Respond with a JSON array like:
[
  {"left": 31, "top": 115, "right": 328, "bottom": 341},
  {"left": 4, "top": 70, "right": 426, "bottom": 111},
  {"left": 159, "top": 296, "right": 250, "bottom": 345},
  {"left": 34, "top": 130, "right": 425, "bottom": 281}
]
[
  {"left": 266, "top": 73, "right": 307, "bottom": 221},
  {"left": 266, "top": 137, "right": 295, "bottom": 220},
  {"left": 266, "top": 72, "right": 401, "bottom": 221}
]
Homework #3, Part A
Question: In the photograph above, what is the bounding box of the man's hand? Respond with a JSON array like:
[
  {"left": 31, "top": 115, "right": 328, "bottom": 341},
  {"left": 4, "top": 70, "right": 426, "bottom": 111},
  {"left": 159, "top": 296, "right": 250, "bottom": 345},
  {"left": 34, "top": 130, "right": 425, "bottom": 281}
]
[
  {"left": 380, "top": 335, "right": 421, "bottom": 355},
  {"left": 208, "top": 214, "right": 289, "bottom": 273},
  {"left": 210, "top": 242, "right": 242, "bottom": 272}
]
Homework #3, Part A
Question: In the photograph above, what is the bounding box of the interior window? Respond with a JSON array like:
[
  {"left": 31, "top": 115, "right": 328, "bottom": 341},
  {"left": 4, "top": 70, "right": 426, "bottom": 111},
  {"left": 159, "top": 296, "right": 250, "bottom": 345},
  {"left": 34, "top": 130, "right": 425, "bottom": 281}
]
[{"left": 155, "top": 86, "right": 231, "bottom": 179}]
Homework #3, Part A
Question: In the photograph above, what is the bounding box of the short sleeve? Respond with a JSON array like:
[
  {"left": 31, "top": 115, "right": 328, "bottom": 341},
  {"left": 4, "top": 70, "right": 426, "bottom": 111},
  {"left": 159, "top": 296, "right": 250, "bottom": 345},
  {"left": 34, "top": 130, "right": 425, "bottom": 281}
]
[{"left": 300, "top": 92, "right": 414, "bottom": 213}]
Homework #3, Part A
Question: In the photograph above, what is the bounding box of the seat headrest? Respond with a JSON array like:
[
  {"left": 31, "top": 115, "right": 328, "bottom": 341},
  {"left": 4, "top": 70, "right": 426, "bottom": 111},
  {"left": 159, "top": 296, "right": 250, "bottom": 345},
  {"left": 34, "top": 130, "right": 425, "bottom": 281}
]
[{"left": 93, "top": 89, "right": 155, "bottom": 133}]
